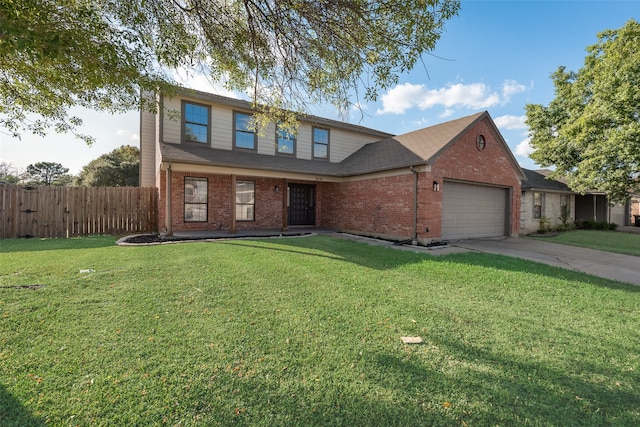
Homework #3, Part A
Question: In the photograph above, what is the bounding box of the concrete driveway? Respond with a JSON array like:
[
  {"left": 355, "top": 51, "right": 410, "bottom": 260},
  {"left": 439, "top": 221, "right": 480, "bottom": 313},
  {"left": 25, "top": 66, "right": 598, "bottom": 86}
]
[{"left": 454, "top": 237, "right": 640, "bottom": 287}]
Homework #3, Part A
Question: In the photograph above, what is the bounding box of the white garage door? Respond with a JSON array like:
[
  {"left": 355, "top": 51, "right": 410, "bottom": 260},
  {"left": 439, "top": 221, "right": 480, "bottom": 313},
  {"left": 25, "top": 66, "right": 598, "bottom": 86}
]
[
  {"left": 609, "top": 204, "right": 627, "bottom": 226},
  {"left": 442, "top": 181, "right": 508, "bottom": 240}
]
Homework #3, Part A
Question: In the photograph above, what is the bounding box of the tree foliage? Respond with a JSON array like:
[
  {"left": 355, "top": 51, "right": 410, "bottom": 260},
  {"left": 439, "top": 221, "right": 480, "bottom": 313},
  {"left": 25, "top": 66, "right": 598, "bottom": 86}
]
[
  {"left": 526, "top": 19, "right": 640, "bottom": 202},
  {"left": 0, "top": 161, "right": 20, "bottom": 184},
  {"left": 0, "top": 0, "right": 171, "bottom": 144},
  {"left": 75, "top": 145, "right": 139, "bottom": 187},
  {"left": 1, "top": 0, "right": 460, "bottom": 140},
  {"left": 24, "top": 161, "right": 71, "bottom": 186}
]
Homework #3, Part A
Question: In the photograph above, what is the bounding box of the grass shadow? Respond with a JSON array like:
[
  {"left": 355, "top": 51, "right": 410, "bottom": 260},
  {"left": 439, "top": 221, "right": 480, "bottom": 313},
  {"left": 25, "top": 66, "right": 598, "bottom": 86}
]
[
  {"left": 369, "top": 340, "right": 640, "bottom": 425},
  {"left": 230, "top": 235, "right": 640, "bottom": 293},
  {"left": 0, "top": 235, "right": 118, "bottom": 253},
  {"left": 0, "top": 384, "right": 46, "bottom": 427},
  {"left": 219, "top": 236, "right": 429, "bottom": 270}
]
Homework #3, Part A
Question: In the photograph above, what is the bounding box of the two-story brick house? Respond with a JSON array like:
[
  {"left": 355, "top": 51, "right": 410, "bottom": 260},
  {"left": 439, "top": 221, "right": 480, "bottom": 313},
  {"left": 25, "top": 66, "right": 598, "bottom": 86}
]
[{"left": 140, "top": 88, "right": 525, "bottom": 243}]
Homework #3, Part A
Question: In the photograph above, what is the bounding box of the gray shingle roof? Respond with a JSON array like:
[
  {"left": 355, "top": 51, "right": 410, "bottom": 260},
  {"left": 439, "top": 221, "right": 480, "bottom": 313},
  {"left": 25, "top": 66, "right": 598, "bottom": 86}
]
[
  {"left": 521, "top": 169, "right": 573, "bottom": 192},
  {"left": 340, "top": 110, "right": 526, "bottom": 179},
  {"left": 391, "top": 111, "right": 486, "bottom": 161},
  {"left": 338, "top": 138, "right": 424, "bottom": 176},
  {"left": 159, "top": 110, "right": 524, "bottom": 178},
  {"left": 160, "top": 142, "right": 343, "bottom": 176},
  {"left": 337, "top": 112, "right": 488, "bottom": 175}
]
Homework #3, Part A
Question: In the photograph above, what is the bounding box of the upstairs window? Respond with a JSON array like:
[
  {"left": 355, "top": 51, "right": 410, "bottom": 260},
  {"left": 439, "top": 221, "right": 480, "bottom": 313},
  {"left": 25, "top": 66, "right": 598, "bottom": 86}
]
[
  {"left": 183, "top": 102, "right": 210, "bottom": 144},
  {"left": 313, "top": 127, "right": 329, "bottom": 159},
  {"left": 234, "top": 112, "right": 256, "bottom": 150},
  {"left": 276, "top": 126, "right": 296, "bottom": 155}
]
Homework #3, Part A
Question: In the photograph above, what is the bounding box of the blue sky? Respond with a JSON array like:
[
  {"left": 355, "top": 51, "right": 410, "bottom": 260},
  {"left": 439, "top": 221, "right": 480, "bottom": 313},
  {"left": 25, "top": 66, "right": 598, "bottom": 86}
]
[{"left": 2, "top": 0, "right": 639, "bottom": 174}]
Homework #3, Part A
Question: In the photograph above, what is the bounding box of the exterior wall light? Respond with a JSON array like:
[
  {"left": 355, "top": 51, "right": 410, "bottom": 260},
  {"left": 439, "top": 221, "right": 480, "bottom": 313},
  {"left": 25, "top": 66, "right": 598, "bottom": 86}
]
[
  {"left": 433, "top": 181, "right": 440, "bottom": 192},
  {"left": 274, "top": 185, "right": 280, "bottom": 193}
]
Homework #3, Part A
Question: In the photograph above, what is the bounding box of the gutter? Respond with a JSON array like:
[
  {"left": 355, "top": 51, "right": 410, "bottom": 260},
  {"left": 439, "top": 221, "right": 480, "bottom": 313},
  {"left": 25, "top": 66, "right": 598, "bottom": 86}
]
[
  {"left": 165, "top": 162, "right": 173, "bottom": 236},
  {"left": 410, "top": 166, "right": 419, "bottom": 243}
]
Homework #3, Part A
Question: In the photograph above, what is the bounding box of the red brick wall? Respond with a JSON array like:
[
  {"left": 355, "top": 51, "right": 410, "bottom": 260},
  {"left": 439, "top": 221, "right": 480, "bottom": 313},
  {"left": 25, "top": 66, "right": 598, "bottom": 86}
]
[
  {"left": 320, "top": 174, "right": 416, "bottom": 240},
  {"left": 159, "top": 171, "right": 286, "bottom": 232},
  {"left": 430, "top": 116, "right": 522, "bottom": 236},
  {"left": 320, "top": 118, "right": 522, "bottom": 241},
  {"left": 158, "top": 117, "right": 521, "bottom": 238},
  {"left": 250, "top": 177, "right": 285, "bottom": 229}
]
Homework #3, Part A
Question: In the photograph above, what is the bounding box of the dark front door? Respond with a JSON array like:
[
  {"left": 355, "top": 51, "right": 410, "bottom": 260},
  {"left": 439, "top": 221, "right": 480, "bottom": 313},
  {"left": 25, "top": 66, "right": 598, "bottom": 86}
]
[{"left": 288, "top": 184, "right": 315, "bottom": 226}]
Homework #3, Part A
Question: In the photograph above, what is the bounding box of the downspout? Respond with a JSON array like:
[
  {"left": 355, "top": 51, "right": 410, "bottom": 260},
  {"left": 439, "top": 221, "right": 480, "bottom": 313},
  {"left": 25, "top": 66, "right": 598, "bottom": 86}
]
[
  {"left": 410, "top": 166, "right": 419, "bottom": 244},
  {"left": 165, "top": 162, "right": 173, "bottom": 236}
]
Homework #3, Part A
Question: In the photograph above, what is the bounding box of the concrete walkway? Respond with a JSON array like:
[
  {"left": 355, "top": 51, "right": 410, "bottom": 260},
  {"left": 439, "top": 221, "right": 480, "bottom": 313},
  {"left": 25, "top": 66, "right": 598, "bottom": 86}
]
[{"left": 454, "top": 237, "right": 640, "bottom": 286}]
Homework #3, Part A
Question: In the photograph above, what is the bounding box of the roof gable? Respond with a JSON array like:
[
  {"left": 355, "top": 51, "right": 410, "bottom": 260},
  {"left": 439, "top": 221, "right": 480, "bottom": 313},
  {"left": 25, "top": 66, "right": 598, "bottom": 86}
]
[
  {"left": 339, "top": 111, "right": 525, "bottom": 179},
  {"left": 392, "top": 111, "right": 486, "bottom": 162}
]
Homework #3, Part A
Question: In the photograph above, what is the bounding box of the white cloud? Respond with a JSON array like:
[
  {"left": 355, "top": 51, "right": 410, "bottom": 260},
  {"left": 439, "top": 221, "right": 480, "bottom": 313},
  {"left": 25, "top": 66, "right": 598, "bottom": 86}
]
[
  {"left": 515, "top": 137, "right": 534, "bottom": 157},
  {"left": 376, "top": 80, "right": 527, "bottom": 115},
  {"left": 502, "top": 80, "right": 526, "bottom": 100},
  {"left": 376, "top": 83, "right": 428, "bottom": 114},
  {"left": 115, "top": 129, "right": 128, "bottom": 137},
  {"left": 417, "top": 83, "right": 501, "bottom": 110},
  {"left": 351, "top": 102, "right": 367, "bottom": 112},
  {"left": 116, "top": 129, "right": 139, "bottom": 141},
  {"left": 412, "top": 117, "right": 430, "bottom": 127},
  {"left": 172, "top": 67, "right": 237, "bottom": 98},
  {"left": 439, "top": 108, "right": 455, "bottom": 118},
  {"left": 494, "top": 114, "right": 527, "bottom": 130}
]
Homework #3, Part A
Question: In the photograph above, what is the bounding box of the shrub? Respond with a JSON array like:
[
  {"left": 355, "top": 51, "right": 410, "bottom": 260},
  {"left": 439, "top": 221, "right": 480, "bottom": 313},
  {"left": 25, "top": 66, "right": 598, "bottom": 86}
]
[
  {"left": 575, "top": 220, "right": 617, "bottom": 231},
  {"left": 537, "top": 216, "right": 550, "bottom": 233},
  {"left": 560, "top": 204, "right": 571, "bottom": 227},
  {"left": 554, "top": 222, "right": 576, "bottom": 232}
]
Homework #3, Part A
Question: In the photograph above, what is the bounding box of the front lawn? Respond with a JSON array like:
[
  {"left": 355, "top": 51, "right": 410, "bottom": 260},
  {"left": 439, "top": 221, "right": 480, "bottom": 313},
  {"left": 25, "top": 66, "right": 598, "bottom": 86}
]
[
  {"left": 529, "top": 229, "right": 640, "bottom": 256},
  {"left": 1, "top": 236, "right": 639, "bottom": 426}
]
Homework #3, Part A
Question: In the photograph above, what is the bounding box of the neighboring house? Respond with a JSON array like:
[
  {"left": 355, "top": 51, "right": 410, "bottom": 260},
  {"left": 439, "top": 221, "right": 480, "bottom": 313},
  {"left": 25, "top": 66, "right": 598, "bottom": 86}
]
[
  {"left": 521, "top": 169, "right": 632, "bottom": 233},
  {"left": 575, "top": 192, "right": 630, "bottom": 226},
  {"left": 520, "top": 169, "right": 575, "bottom": 234},
  {"left": 140, "top": 88, "right": 525, "bottom": 243},
  {"left": 631, "top": 194, "right": 640, "bottom": 225}
]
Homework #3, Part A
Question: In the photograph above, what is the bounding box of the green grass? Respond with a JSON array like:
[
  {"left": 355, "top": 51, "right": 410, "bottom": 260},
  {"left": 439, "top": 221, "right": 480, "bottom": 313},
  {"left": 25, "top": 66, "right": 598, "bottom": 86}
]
[
  {"left": 1, "top": 235, "right": 639, "bottom": 426},
  {"left": 529, "top": 230, "right": 640, "bottom": 256}
]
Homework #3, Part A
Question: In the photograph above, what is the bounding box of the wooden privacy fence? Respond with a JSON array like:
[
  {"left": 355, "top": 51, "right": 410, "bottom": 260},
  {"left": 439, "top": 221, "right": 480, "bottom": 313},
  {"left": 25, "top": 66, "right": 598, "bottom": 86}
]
[{"left": 0, "top": 185, "right": 158, "bottom": 239}]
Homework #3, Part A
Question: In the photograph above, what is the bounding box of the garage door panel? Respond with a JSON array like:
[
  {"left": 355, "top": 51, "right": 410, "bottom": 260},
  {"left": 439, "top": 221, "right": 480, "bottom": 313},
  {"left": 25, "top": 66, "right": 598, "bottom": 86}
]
[
  {"left": 610, "top": 204, "right": 626, "bottom": 226},
  {"left": 442, "top": 181, "right": 508, "bottom": 240}
]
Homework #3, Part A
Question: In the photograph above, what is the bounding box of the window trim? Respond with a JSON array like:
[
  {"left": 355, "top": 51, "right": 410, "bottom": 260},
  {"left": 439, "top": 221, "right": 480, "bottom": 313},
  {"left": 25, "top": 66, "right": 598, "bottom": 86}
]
[
  {"left": 181, "top": 101, "right": 210, "bottom": 145},
  {"left": 312, "top": 126, "right": 330, "bottom": 160},
  {"left": 235, "top": 180, "right": 255, "bottom": 222},
  {"left": 233, "top": 111, "right": 257, "bottom": 151},
  {"left": 533, "top": 192, "right": 543, "bottom": 220},
  {"left": 184, "top": 177, "right": 208, "bottom": 223},
  {"left": 275, "top": 125, "right": 296, "bottom": 156}
]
